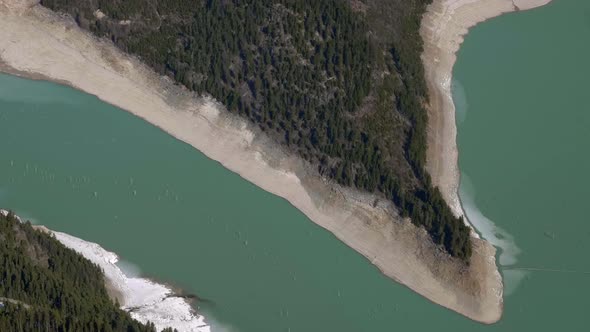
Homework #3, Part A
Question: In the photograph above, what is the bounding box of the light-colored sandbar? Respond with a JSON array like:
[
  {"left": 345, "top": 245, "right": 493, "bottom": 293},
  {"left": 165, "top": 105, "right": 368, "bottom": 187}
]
[{"left": 2, "top": 0, "right": 509, "bottom": 323}]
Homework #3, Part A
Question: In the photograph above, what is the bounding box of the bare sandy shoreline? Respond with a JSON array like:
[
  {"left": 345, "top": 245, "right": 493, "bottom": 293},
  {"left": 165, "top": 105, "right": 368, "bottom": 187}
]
[{"left": 0, "top": 0, "right": 535, "bottom": 324}]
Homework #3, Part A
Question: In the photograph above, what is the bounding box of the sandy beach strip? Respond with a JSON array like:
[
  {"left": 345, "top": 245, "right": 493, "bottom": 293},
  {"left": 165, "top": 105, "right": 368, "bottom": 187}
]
[{"left": 1, "top": 0, "right": 511, "bottom": 323}]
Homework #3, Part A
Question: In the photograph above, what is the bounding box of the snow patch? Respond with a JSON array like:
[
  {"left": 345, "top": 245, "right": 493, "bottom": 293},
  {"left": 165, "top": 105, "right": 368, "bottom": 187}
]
[
  {"left": 1, "top": 209, "right": 211, "bottom": 332},
  {"left": 459, "top": 175, "right": 527, "bottom": 294},
  {"left": 52, "top": 231, "right": 211, "bottom": 332}
]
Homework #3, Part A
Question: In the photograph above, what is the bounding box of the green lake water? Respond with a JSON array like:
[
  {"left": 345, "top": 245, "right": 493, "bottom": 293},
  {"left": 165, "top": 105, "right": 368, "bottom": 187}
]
[{"left": 0, "top": 0, "right": 588, "bottom": 330}]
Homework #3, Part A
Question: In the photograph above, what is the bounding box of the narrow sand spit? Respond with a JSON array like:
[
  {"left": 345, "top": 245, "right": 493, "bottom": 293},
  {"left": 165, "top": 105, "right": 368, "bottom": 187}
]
[
  {"left": 422, "top": 0, "right": 552, "bottom": 221},
  {"left": 1, "top": 0, "right": 514, "bottom": 324}
]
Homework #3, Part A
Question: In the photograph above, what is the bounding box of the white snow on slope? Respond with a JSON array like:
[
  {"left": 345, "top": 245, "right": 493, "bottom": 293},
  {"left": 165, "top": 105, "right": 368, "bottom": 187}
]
[{"left": 1, "top": 209, "right": 210, "bottom": 332}]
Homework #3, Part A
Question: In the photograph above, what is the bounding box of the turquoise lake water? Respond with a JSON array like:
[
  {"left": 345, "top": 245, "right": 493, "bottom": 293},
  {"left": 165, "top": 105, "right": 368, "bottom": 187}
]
[{"left": 1, "top": 0, "right": 588, "bottom": 330}]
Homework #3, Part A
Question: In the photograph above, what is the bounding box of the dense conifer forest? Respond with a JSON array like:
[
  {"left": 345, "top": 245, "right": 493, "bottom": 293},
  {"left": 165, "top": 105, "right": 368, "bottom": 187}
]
[
  {"left": 40, "top": 0, "right": 472, "bottom": 260},
  {"left": 0, "top": 212, "right": 171, "bottom": 332}
]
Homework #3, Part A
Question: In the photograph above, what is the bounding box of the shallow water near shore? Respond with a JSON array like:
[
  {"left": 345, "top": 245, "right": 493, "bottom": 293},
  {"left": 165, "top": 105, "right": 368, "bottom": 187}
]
[{"left": 1, "top": 0, "right": 589, "bottom": 330}]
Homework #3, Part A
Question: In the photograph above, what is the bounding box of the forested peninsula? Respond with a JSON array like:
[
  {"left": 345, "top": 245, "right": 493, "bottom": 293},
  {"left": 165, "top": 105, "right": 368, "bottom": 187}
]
[
  {"left": 40, "top": 0, "right": 472, "bottom": 260},
  {"left": 0, "top": 211, "right": 177, "bottom": 332}
]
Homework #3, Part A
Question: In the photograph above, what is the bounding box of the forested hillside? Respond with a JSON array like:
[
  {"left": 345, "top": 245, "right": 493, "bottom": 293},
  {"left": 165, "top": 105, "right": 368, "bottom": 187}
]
[
  {"left": 0, "top": 211, "right": 169, "bottom": 332},
  {"left": 40, "top": 0, "right": 472, "bottom": 260}
]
